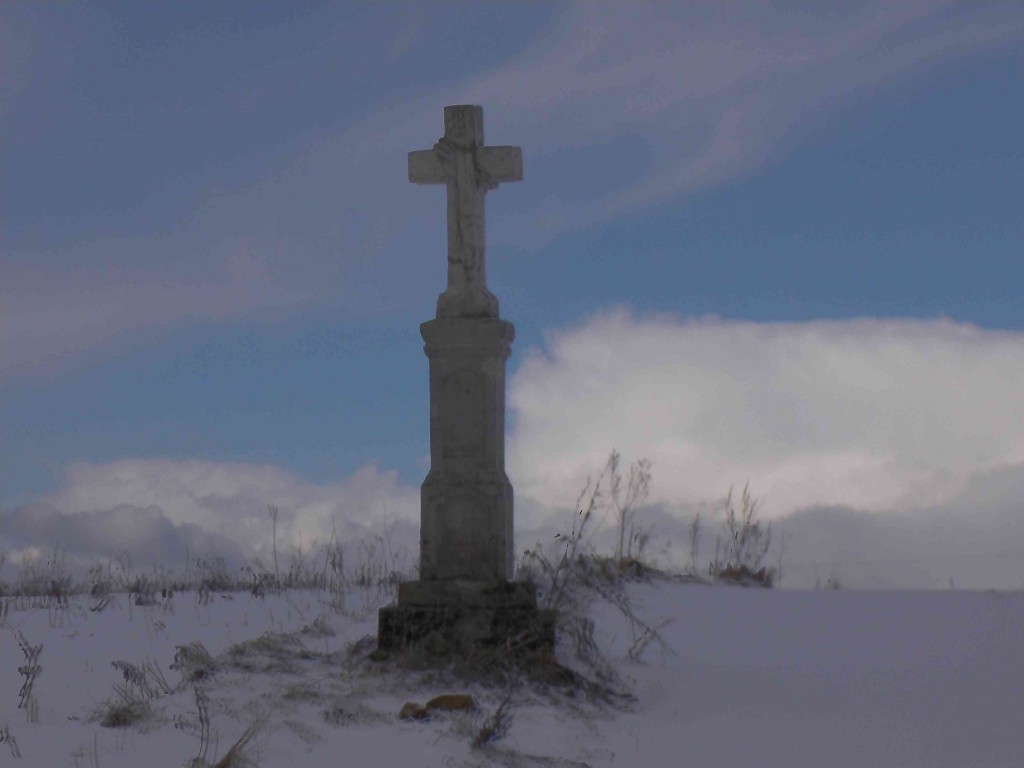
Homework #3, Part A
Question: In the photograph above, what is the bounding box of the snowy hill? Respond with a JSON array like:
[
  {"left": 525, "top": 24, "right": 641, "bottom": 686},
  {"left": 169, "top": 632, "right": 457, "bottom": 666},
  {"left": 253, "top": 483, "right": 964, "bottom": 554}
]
[{"left": 1, "top": 580, "right": 1020, "bottom": 767}]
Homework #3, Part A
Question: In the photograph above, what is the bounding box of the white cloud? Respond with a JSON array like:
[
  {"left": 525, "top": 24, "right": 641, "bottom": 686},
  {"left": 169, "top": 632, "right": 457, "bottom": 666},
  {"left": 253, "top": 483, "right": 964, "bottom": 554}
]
[
  {"left": 506, "top": 308, "right": 1024, "bottom": 519},
  {"left": 772, "top": 460, "right": 1024, "bottom": 589},
  {"left": 1, "top": 458, "right": 421, "bottom": 579}
]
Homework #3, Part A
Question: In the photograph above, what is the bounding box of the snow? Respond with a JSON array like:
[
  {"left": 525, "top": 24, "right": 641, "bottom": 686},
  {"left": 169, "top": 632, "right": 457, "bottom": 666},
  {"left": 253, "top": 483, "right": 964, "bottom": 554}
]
[{"left": 1, "top": 581, "right": 1021, "bottom": 767}]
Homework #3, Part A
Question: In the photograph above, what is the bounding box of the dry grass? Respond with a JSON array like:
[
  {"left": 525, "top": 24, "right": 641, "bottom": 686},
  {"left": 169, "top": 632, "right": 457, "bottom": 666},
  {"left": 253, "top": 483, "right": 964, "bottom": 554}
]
[
  {"left": 472, "top": 692, "right": 513, "bottom": 748},
  {"left": 708, "top": 482, "right": 776, "bottom": 586}
]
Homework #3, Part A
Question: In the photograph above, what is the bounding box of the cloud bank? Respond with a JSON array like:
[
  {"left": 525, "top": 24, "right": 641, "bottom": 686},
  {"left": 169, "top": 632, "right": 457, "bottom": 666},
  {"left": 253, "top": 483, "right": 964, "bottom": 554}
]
[
  {"left": 0, "top": 459, "right": 420, "bottom": 590},
  {"left": 3, "top": 313, "right": 1021, "bottom": 590},
  {"left": 508, "top": 308, "right": 1024, "bottom": 518}
]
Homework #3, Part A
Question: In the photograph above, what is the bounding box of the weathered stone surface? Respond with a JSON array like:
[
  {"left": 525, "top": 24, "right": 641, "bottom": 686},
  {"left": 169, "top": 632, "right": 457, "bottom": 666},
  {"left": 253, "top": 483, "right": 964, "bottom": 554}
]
[
  {"left": 377, "top": 599, "right": 555, "bottom": 656},
  {"left": 397, "top": 579, "right": 536, "bottom": 608},
  {"left": 408, "top": 104, "right": 522, "bottom": 319},
  {"left": 377, "top": 105, "right": 551, "bottom": 659},
  {"left": 419, "top": 317, "right": 515, "bottom": 581},
  {"left": 378, "top": 580, "right": 553, "bottom": 657}
]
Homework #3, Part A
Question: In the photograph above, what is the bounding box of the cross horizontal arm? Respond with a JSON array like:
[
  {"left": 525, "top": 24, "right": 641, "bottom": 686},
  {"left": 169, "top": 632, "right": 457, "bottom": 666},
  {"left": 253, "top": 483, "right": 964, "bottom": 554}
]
[
  {"left": 408, "top": 149, "right": 443, "bottom": 184},
  {"left": 408, "top": 146, "right": 523, "bottom": 185},
  {"left": 479, "top": 146, "right": 523, "bottom": 184}
]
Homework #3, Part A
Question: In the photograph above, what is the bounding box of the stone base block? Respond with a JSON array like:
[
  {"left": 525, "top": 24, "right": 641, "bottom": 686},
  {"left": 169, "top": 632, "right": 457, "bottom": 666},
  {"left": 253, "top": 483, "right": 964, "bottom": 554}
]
[
  {"left": 397, "top": 579, "right": 537, "bottom": 608},
  {"left": 377, "top": 580, "right": 554, "bottom": 656}
]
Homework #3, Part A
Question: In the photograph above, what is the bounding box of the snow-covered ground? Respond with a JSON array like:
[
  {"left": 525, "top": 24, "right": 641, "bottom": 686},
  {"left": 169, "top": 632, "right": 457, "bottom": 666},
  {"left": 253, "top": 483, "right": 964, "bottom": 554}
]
[{"left": 1, "top": 581, "right": 1021, "bottom": 767}]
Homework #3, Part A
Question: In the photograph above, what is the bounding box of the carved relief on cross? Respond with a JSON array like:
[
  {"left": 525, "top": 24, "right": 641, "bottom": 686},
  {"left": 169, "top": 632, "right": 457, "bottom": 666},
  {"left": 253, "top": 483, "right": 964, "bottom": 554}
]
[{"left": 408, "top": 105, "right": 522, "bottom": 318}]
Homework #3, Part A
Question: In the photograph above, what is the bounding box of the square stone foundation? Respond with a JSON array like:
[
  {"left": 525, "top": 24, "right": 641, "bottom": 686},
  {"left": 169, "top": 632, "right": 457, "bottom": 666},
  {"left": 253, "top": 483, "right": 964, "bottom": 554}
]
[{"left": 377, "top": 580, "right": 554, "bottom": 657}]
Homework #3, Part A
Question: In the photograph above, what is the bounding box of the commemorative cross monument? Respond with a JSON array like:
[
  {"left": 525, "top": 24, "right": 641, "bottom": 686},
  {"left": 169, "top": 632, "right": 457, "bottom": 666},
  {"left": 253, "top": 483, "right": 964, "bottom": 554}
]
[{"left": 377, "top": 105, "right": 553, "bottom": 656}]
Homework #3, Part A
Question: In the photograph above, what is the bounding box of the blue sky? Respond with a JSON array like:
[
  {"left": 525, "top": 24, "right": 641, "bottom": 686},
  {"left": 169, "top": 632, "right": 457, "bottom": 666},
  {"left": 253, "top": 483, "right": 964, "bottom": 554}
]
[{"left": 2, "top": 1, "right": 1023, "bottom": 588}]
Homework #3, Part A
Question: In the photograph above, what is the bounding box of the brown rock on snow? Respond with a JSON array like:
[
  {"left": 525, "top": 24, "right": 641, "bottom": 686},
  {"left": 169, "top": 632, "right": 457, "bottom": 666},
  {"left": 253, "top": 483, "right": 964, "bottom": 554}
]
[
  {"left": 425, "top": 693, "right": 476, "bottom": 712},
  {"left": 400, "top": 693, "right": 477, "bottom": 720}
]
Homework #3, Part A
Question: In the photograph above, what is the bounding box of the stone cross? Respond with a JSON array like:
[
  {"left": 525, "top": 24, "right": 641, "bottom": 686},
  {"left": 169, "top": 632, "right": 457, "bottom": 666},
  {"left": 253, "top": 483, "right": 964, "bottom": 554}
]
[
  {"left": 408, "top": 105, "right": 522, "bottom": 318},
  {"left": 376, "top": 105, "right": 553, "bottom": 657}
]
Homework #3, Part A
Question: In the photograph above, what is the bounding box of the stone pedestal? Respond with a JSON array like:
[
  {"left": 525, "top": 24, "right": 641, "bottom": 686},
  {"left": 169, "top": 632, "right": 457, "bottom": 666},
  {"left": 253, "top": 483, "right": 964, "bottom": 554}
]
[
  {"left": 376, "top": 317, "right": 554, "bottom": 656},
  {"left": 377, "top": 580, "right": 555, "bottom": 656},
  {"left": 419, "top": 317, "right": 514, "bottom": 582}
]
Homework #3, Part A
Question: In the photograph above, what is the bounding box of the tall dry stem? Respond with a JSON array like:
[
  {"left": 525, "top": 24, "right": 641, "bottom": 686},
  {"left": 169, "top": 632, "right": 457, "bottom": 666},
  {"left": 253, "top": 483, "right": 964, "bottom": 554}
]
[
  {"left": 687, "top": 512, "right": 701, "bottom": 575},
  {"left": 712, "top": 482, "right": 771, "bottom": 574},
  {"left": 609, "top": 450, "right": 652, "bottom": 563},
  {"left": 267, "top": 504, "right": 281, "bottom": 588}
]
